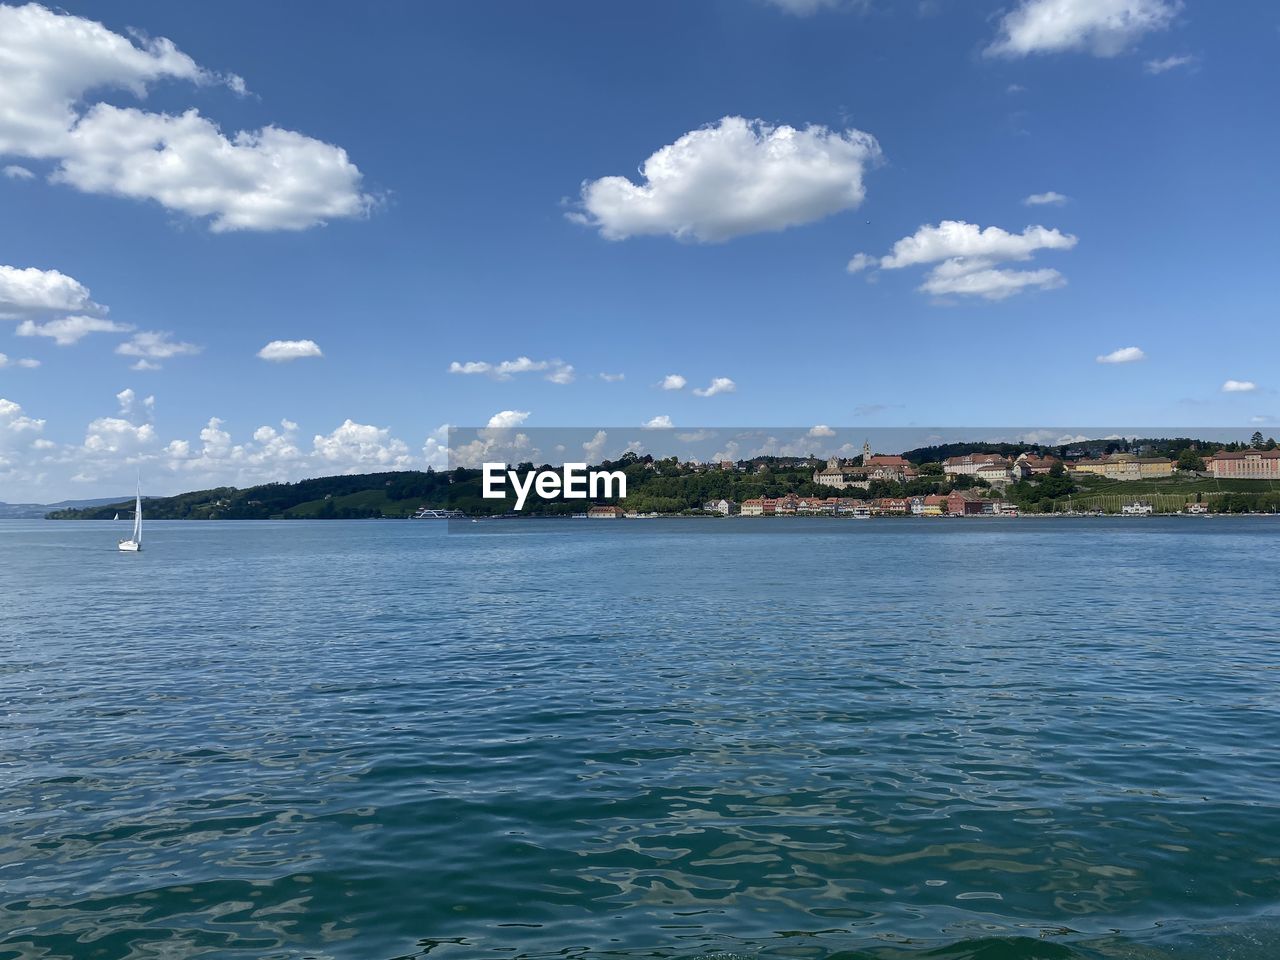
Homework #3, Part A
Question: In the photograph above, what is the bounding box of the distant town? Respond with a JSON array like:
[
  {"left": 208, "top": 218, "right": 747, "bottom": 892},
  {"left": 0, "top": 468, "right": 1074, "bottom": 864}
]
[
  {"left": 543, "top": 436, "right": 1280, "bottom": 520},
  {"left": 45, "top": 433, "right": 1280, "bottom": 521}
]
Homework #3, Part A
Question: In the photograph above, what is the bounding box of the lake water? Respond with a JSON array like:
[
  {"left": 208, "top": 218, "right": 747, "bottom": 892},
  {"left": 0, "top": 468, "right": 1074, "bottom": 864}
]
[{"left": 2, "top": 517, "right": 1280, "bottom": 960}]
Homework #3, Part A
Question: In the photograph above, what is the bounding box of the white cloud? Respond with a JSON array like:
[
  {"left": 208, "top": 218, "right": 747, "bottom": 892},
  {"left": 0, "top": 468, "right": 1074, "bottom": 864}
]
[
  {"left": 0, "top": 264, "right": 99, "bottom": 315},
  {"left": 986, "top": 0, "right": 1179, "bottom": 58},
  {"left": 0, "top": 398, "right": 46, "bottom": 477},
  {"left": 582, "top": 429, "right": 608, "bottom": 462},
  {"left": 677, "top": 429, "right": 715, "bottom": 443},
  {"left": 572, "top": 116, "right": 881, "bottom": 243},
  {"left": 115, "top": 388, "right": 155, "bottom": 420},
  {"left": 879, "top": 221, "right": 1077, "bottom": 269},
  {"left": 598, "top": 372, "right": 625, "bottom": 382},
  {"left": 762, "top": 0, "right": 865, "bottom": 13},
  {"left": 1024, "top": 190, "right": 1069, "bottom": 206},
  {"left": 642, "top": 415, "right": 674, "bottom": 430},
  {"left": 1145, "top": 54, "right": 1196, "bottom": 74},
  {"left": 692, "top": 377, "right": 737, "bottom": 397},
  {"left": 487, "top": 409, "right": 530, "bottom": 430},
  {"left": 131, "top": 359, "right": 161, "bottom": 372},
  {"left": 0, "top": 3, "right": 371, "bottom": 231},
  {"left": 808, "top": 425, "right": 836, "bottom": 437},
  {"left": 1222, "top": 380, "right": 1257, "bottom": 393},
  {"left": 0, "top": 352, "right": 40, "bottom": 368},
  {"left": 258, "top": 339, "right": 323, "bottom": 362},
  {"left": 3, "top": 164, "right": 33, "bottom": 179},
  {"left": 83, "top": 416, "right": 156, "bottom": 454},
  {"left": 853, "top": 220, "right": 1077, "bottom": 301},
  {"left": 17, "top": 314, "right": 132, "bottom": 345},
  {"left": 921, "top": 262, "right": 1066, "bottom": 299},
  {"left": 660, "top": 374, "right": 687, "bottom": 391},
  {"left": 115, "top": 331, "right": 201, "bottom": 363},
  {"left": 545, "top": 363, "right": 575, "bottom": 385},
  {"left": 449, "top": 356, "right": 573, "bottom": 384},
  {"left": 1096, "top": 346, "right": 1146, "bottom": 363},
  {"left": 1, "top": 387, "right": 442, "bottom": 499},
  {"left": 846, "top": 252, "right": 876, "bottom": 273},
  {"left": 312, "top": 419, "right": 410, "bottom": 469}
]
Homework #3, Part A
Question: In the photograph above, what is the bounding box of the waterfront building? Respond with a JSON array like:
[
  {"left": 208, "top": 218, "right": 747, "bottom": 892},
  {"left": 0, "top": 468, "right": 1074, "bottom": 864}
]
[
  {"left": 702, "top": 499, "right": 736, "bottom": 515},
  {"left": 911, "top": 494, "right": 946, "bottom": 516},
  {"left": 943, "top": 453, "right": 1005, "bottom": 477},
  {"left": 946, "top": 491, "right": 989, "bottom": 516},
  {"left": 1209, "top": 448, "right": 1280, "bottom": 479},
  {"left": 1121, "top": 501, "right": 1154, "bottom": 515},
  {"left": 1185, "top": 501, "right": 1210, "bottom": 514},
  {"left": 587, "top": 505, "right": 625, "bottom": 519}
]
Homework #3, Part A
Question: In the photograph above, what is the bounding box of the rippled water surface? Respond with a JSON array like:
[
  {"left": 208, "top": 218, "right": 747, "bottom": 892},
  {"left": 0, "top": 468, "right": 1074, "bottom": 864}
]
[{"left": 2, "top": 517, "right": 1280, "bottom": 960}]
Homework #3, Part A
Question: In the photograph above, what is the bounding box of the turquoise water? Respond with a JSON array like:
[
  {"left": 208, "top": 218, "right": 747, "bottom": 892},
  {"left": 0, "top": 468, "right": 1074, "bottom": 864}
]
[{"left": 2, "top": 517, "right": 1280, "bottom": 960}]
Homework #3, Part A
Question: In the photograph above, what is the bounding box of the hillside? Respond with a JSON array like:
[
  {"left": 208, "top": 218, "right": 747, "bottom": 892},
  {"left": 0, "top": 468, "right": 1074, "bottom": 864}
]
[
  {"left": 47, "top": 472, "right": 454, "bottom": 520},
  {"left": 43, "top": 450, "right": 1280, "bottom": 520},
  {"left": 0, "top": 496, "right": 131, "bottom": 520}
]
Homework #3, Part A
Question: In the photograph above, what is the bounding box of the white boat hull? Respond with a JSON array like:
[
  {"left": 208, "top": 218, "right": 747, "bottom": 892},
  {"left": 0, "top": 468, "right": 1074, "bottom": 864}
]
[{"left": 118, "top": 539, "right": 140, "bottom": 552}]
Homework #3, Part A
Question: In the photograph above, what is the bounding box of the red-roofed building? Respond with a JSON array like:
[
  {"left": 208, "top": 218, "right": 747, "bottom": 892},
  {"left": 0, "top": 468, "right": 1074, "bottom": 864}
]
[{"left": 1209, "top": 448, "right": 1280, "bottom": 479}]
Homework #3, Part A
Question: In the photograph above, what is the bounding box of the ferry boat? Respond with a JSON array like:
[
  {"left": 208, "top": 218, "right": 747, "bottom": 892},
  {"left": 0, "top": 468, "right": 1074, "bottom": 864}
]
[{"left": 411, "top": 507, "right": 465, "bottom": 519}]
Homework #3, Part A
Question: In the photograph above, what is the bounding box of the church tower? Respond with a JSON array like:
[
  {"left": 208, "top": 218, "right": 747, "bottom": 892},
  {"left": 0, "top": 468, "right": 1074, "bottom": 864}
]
[{"left": 862, "top": 439, "right": 872, "bottom": 464}]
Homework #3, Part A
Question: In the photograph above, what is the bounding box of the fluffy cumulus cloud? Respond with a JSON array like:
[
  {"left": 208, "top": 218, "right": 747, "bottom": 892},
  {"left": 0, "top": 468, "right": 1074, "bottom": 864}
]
[
  {"left": 0, "top": 3, "right": 372, "bottom": 231},
  {"left": 642, "top": 415, "right": 674, "bottom": 430},
  {"left": 17, "top": 314, "right": 132, "bottom": 345},
  {"left": 449, "top": 356, "right": 574, "bottom": 384},
  {"left": 487, "top": 409, "right": 530, "bottom": 429},
  {"left": 312, "top": 419, "right": 411, "bottom": 468},
  {"left": 808, "top": 425, "right": 836, "bottom": 438},
  {"left": 0, "top": 397, "right": 46, "bottom": 479},
  {"left": 1024, "top": 191, "right": 1069, "bottom": 206},
  {"left": 692, "top": 377, "right": 737, "bottom": 397},
  {"left": 258, "top": 339, "right": 323, "bottom": 362},
  {"left": 850, "top": 220, "right": 1078, "bottom": 301},
  {"left": 0, "top": 388, "right": 469, "bottom": 498},
  {"left": 115, "top": 331, "right": 201, "bottom": 367},
  {"left": 987, "top": 0, "right": 1179, "bottom": 58},
  {"left": 1096, "top": 346, "right": 1146, "bottom": 363},
  {"left": 0, "top": 352, "right": 40, "bottom": 368},
  {"left": 1222, "top": 380, "right": 1257, "bottom": 393},
  {"left": 572, "top": 116, "right": 881, "bottom": 243},
  {"left": 0, "top": 397, "right": 44, "bottom": 433},
  {"left": 582, "top": 429, "right": 608, "bottom": 462},
  {"left": 4, "top": 163, "right": 33, "bottom": 179},
  {"left": 0, "top": 263, "right": 99, "bottom": 315},
  {"left": 660, "top": 374, "right": 687, "bottom": 391}
]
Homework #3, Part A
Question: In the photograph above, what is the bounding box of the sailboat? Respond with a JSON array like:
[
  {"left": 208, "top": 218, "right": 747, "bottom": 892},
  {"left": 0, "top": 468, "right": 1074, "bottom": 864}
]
[
  {"left": 113, "top": 512, "right": 119, "bottom": 521},
  {"left": 118, "top": 484, "right": 142, "bottom": 552}
]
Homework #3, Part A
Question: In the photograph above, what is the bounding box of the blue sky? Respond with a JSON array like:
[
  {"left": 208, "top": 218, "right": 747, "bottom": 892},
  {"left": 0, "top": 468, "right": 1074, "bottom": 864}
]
[{"left": 1, "top": 0, "right": 1277, "bottom": 499}]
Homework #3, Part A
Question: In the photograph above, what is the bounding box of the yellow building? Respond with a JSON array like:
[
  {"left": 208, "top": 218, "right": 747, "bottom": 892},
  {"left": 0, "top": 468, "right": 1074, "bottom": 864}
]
[{"left": 1069, "top": 453, "right": 1174, "bottom": 481}]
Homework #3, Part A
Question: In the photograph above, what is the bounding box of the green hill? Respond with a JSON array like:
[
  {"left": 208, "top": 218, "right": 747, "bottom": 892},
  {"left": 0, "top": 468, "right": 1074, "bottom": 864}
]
[
  {"left": 47, "top": 471, "right": 455, "bottom": 520},
  {"left": 44, "top": 454, "right": 1280, "bottom": 521}
]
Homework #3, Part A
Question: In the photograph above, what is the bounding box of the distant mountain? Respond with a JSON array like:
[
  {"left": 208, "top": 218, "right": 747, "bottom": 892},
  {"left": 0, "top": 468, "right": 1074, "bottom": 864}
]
[{"left": 0, "top": 496, "right": 132, "bottom": 519}]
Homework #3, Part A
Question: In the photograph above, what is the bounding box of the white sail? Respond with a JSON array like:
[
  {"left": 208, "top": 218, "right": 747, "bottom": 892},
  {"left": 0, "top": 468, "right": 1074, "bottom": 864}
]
[{"left": 118, "top": 479, "right": 143, "bottom": 551}]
